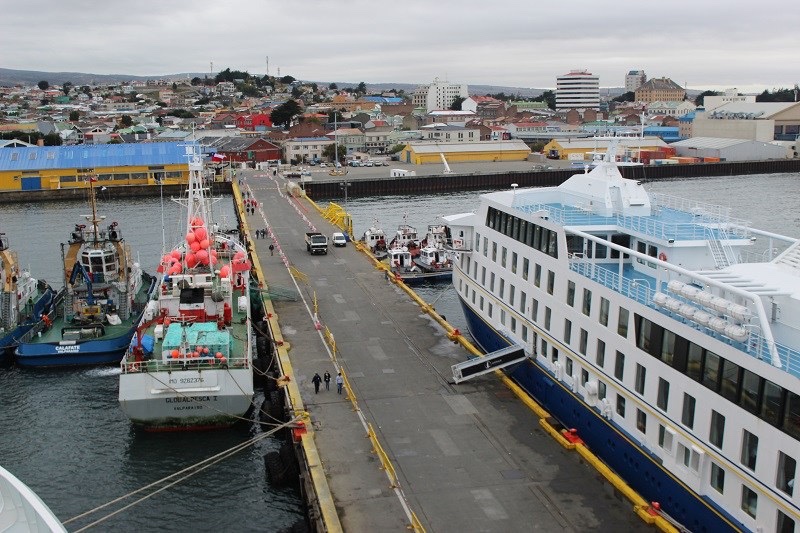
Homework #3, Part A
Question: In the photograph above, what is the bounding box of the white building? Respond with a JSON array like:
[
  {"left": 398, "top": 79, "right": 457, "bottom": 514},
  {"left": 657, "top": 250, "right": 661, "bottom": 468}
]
[
  {"left": 646, "top": 100, "right": 697, "bottom": 117},
  {"left": 625, "top": 70, "right": 647, "bottom": 93},
  {"left": 556, "top": 70, "right": 600, "bottom": 111},
  {"left": 412, "top": 78, "right": 469, "bottom": 112},
  {"left": 702, "top": 89, "right": 757, "bottom": 111}
]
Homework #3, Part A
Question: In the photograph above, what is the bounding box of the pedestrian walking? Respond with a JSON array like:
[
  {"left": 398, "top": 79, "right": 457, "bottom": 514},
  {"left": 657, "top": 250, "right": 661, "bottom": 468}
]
[
  {"left": 335, "top": 372, "right": 343, "bottom": 394},
  {"left": 312, "top": 372, "right": 322, "bottom": 394},
  {"left": 269, "top": 243, "right": 275, "bottom": 256},
  {"left": 323, "top": 371, "right": 331, "bottom": 391}
]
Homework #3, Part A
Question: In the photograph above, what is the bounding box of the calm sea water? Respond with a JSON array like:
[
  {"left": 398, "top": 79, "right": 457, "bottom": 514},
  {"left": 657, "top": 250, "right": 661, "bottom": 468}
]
[{"left": 0, "top": 172, "right": 797, "bottom": 531}]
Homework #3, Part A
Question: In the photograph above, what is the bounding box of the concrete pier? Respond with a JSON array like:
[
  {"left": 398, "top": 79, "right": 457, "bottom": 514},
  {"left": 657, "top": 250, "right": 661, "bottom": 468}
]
[{"left": 242, "top": 170, "right": 646, "bottom": 532}]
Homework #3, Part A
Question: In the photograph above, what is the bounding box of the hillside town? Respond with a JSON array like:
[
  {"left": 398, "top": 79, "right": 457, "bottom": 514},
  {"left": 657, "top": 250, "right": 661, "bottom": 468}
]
[{"left": 0, "top": 68, "right": 799, "bottom": 188}]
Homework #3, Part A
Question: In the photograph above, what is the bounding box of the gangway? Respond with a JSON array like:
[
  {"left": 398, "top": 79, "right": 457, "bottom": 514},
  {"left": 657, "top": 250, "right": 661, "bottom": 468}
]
[{"left": 451, "top": 345, "right": 527, "bottom": 383}]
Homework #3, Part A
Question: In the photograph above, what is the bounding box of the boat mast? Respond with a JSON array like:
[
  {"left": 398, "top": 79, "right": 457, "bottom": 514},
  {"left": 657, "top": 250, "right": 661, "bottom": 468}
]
[{"left": 85, "top": 174, "right": 105, "bottom": 246}]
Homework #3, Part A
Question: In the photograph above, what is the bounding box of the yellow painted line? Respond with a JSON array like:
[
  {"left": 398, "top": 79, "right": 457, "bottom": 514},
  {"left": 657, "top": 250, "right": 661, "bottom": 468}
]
[{"left": 239, "top": 185, "right": 343, "bottom": 533}]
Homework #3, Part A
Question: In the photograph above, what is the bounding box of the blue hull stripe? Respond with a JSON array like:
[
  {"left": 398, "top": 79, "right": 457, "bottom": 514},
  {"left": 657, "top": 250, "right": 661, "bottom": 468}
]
[{"left": 458, "top": 295, "right": 745, "bottom": 533}]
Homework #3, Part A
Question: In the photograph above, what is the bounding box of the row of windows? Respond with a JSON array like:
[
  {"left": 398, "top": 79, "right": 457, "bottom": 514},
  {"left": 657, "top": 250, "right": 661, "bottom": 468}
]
[
  {"left": 634, "top": 314, "right": 800, "bottom": 442},
  {"left": 485, "top": 206, "right": 559, "bottom": 259}
]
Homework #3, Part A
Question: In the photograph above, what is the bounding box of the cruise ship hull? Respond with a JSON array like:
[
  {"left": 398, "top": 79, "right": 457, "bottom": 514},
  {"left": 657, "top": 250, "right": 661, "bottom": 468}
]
[
  {"left": 118, "top": 368, "right": 253, "bottom": 431},
  {"left": 457, "top": 295, "right": 744, "bottom": 533}
]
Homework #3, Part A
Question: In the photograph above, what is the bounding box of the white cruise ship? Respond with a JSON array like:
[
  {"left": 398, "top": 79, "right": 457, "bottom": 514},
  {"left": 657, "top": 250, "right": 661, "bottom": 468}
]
[{"left": 444, "top": 148, "right": 799, "bottom": 533}]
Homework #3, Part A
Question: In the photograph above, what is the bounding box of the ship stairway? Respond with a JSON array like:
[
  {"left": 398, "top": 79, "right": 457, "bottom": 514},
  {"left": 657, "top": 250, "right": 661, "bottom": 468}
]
[
  {"left": 451, "top": 345, "right": 527, "bottom": 383},
  {"left": 706, "top": 227, "right": 736, "bottom": 269},
  {"left": 774, "top": 240, "right": 800, "bottom": 271}
]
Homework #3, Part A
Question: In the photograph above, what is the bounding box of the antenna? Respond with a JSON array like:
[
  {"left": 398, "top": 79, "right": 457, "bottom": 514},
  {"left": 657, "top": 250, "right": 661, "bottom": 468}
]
[
  {"left": 266, "top": 55, "right": 269, "bottom": 77},
  {"left": 210, "top": 61, "right": 213, "bottom": 77}
]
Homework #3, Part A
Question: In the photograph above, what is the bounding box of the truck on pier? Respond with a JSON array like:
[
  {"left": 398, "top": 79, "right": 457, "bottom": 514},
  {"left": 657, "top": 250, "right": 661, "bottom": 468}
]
[{"left": 305, "top": 232, "right": 328, "bottom": 255}]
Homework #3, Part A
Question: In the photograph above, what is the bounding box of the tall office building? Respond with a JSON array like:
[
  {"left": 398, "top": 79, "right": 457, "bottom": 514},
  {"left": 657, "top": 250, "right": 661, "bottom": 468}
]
[
  {"left": 556, "top": 70, "right": 600, "bottom": 111},
  {"left": 625, "top": 70, "right": 647, "bottom": 93},
  {"left": 412, "top": 78, "right": 469, "bottom": 112}
]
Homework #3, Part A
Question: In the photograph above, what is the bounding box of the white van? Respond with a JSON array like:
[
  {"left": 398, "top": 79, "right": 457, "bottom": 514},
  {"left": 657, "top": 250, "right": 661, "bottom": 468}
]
[{"left": 331, "top": 232, "right": 347, "bottom": 247}]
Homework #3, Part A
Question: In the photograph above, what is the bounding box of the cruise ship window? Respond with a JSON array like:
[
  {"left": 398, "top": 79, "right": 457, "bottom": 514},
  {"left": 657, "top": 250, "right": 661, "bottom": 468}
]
[
  {"left": 682, "top": 393, "right": 696, "bottom": 429},
  {"left": 598, "top": 381, "right": 606, "bottom": 400},
  {"left": 761, "top": 380, "right": 783, "bottom": 427},
  {"left": 777, "top": 511, "right": 795, "bottom": 533},
  {"left": 617, "top": 307, "right": 629, "bottom": 338},
  {"left": 483, "top": 237, "right": 488, "bottom": 257},
  {"left": 720, "top": 359, "right": 741, "bottom": 403},
  {"left": 635, "top": 364, "right": 646, "bottom": 394},
  {"left": 565, "top": 357, "right": 573, "bottom": 377},
  {"left": 534, "top": 264, "right": 541, "bottom": 287},
  {"left": 544, "top": 307, "right": 551, "bottom": 330},
  {"left": 492, "top": 242, "right": 497, "bottom": 262},
  {"left": 511, "top": 252, "right": 517, "bottom": 274},
  {"left": 785, "top": 392, "right": 800, "bottom": 441},
  {"left": 500, "top": 309, "right": 506, "bottom": 326},
  {"left": 501, "top": 246, "right": 507, "bottom": 268},
  {"left": 579, "top": 329, "right": 588, "bottom": 355},
  {"left": 657, "top": 378, "right": 669, "bottom": 411},
  {"left": 488, "top": 303, "right": 493, "bottom": 318},
  {"left": 510, "top": 316, "right": 517, "bottom": 333},
  {"left": 522, "top": 258, "right": 529, "bottom": 280},
  {"left": 532, "top": 299, "right": 539, "bottom": 321},
  {"left": 564, "top": 319, "right": 572, "bottom": 344},
  {"left": 499, "top": 279, "right": 505, "bottom": 299},
  {"left": 741, "top": 430, "right": 758, "bottom": 471},
  {"left": 541, "top": 339, "right": 547, "bottom": 358},
  {"left": 519, "top": 291, "right": 526, "bottom": 313},
  {"left": 547, "top": 270, "right": 555, "bottom": 295},
  {"left": 778, "top": 452, "right": 797, "bottom": 496},
  {"left": 471, "top": 289, "right": 476, "bottom": 304},
  {"left": 551, "top": 346, "right": 558, "bottom": 363},
  {"left": 567, "top": 281, "right": 575, "bottom": 306},
  {"left": 472, "top": 261, "right": 478, "bottom": 279},
  {"left": 616, "top": 395, "right": 626, "bottom": 417},
  {"left": 481, "top": 266, "right": 486, "bottom": 285},
  {"left": 703, "top": 352, "right": 721, "bottom": 392},
  {"left": 658, "top": 425, "right": 674, "bottom": 451},
  {"left": 740, "top": 485, "right": 757, "bottom": 519},
  {"left": 710, "top": 462, "right": 725, "bottom": 494},
  {"left": 475, "top": 232, "right": 480, "bottom": 252},
  {"left": 740, "top": 369, "right": 761, "bottom": 416},
  {"left": 614, "top": 351, "right": 625, "bottom": 381},
  {"left": 661, "top": 330, "right": 677, "bottom": 367},
  {"left": 686, "top": 343, "right": 703, "bottom": 382},
  {"left": 479, "top": 296, "right": 484, "bottom": 311},
  {"left": 522, "top": 325, "right": 528, "bottom": 342},
  {"left": 599, "top": 298, "right": 610, "bottom": 326},
  {"left": 596, "top": 340, "right": 606, "bottom": 367},
  {"left": 709, "top": 410, "right": 725, "bottom": 449},
  {"left": 582, "top": 289, "right": 592, "bottom": 316},
  {"left": 581, "top": 369, "right": 588, "bottom": 387},
  {"left": 636, "top": 409, "right": 647, "bottom": 433},
  {"left": 509, "top": 285, "right": 515, "bottom": 306},
  {"left": 490, "top": 272, "right": 495, "bottom": 292}
]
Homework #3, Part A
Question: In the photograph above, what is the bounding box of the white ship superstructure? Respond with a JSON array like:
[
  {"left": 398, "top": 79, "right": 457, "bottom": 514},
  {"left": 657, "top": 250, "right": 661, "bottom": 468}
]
[{"left": 445, "top": 147, "right": 800, "bottom": 533}]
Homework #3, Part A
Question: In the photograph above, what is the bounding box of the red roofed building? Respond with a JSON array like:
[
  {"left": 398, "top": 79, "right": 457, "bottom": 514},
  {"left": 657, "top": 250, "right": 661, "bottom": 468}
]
[{"left": 236, "top": 113, "right": 273, "bottom": 131}]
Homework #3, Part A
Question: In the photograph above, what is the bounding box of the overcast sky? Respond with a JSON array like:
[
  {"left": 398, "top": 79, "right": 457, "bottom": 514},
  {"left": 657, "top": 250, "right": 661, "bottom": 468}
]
[{"left": 3, "top": 1, "right": 797, "bottom": 93}]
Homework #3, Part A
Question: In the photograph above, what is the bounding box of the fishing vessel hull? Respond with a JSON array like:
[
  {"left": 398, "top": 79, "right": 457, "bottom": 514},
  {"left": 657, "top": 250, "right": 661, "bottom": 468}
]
[
  {"left": 390, "top": 268, "right": 452, "bottom": 284},
  {"left": 457, "top": 295, "right": 744, "bottom": 533},
  {"left": 0, "top": 286, "right": 57, "bottom": 366},
  {"left": 118, "top": 368, "right": 253, "bottom": 431},
  {"left": 14, "top": 275, "right": 156, "bottom": 368}
]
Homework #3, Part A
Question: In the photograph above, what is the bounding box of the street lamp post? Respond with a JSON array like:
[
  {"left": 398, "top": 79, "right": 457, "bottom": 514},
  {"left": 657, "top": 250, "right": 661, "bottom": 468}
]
[{"left": 339, "top": 181, "right": 351, "bottom": 207}]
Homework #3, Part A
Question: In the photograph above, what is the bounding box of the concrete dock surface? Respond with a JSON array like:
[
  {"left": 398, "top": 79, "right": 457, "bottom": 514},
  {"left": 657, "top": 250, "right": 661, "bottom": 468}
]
[{"left": 243, "top": 170, "right": 645, "bottom": 532}]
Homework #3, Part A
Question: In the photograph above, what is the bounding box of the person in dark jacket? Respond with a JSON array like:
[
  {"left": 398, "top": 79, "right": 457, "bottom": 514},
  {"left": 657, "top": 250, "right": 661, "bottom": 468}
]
[{"left": 312, "top": 372, "right": 322, "bottom": 394}]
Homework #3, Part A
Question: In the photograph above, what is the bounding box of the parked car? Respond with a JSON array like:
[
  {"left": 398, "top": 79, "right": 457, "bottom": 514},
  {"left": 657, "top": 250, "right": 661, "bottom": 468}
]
[
  {"left": 331, "top": 232, "right": 347, "bottom": 247},
  {"left": 319, "top": 162, "right": 328, "bottom": 167}
]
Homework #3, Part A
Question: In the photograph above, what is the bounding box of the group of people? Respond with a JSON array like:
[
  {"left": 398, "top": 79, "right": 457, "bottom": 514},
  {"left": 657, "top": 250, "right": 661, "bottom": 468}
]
[
  {"left": 312, "top": 371, "right": 344, "bottom": 394},
  {"left": 254, "top": 228, "right": 268, "bottom": 239}
]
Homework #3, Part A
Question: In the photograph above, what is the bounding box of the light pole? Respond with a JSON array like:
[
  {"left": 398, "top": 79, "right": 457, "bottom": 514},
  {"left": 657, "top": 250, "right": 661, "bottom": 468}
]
[{"left": 339, "top": 181, "right": 350, "bottom": 208}]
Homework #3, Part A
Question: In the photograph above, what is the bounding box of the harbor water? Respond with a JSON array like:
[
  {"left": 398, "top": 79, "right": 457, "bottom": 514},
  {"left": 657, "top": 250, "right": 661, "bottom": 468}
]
[{"left": 0, "top": 172, "right": 797, "bottom": 531}]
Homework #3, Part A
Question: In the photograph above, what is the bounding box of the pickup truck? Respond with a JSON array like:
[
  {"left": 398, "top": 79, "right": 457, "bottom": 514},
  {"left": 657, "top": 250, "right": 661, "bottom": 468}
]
[{"left": 305, "top": 232, "right": 328, "bottom": 255}]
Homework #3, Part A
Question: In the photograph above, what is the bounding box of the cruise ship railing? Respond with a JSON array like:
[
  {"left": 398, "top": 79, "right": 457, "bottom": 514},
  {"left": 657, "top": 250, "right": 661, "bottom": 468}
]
[
  {"left": 519, "top": 196, "right": 751, "bottom": 243},
  {"left": 570, "top": 257, "right": 800, "bottom": 379}
]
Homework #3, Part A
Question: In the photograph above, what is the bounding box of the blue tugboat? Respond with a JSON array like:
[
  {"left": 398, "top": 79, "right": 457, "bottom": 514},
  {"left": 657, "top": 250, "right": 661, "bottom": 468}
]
[
  {"left": 15, "top": 177, "right": 155, "bottom": 367},
  {"left": 0, "top": 231, "right": 58, "bottom": 366}
]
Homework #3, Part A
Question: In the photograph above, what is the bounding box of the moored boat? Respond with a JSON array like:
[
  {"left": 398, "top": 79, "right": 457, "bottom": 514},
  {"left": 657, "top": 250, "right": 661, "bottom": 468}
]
[
  {"left": 14, "top": 178, "right": 155, "bottom": 368},
  {"left": 444, "top": 142, "right": 800, "bottom": 532},
  {"left": 118, "top": 144, "right": 254, "bottom": 431},
  {"left": 413, "top": 224, "right": 454, "bottom": 275},
  {"left": 361, "top": 223, "right": 388, "bottom": 259},
  {"left": 387, "top": 246, "right": 451, "bottom": 284},
  {"left": 0, "top": 232, "right": 59, "bottom": 366},
  {"left": 388, "top": 220, "right": 420, "bottom": 258}
]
